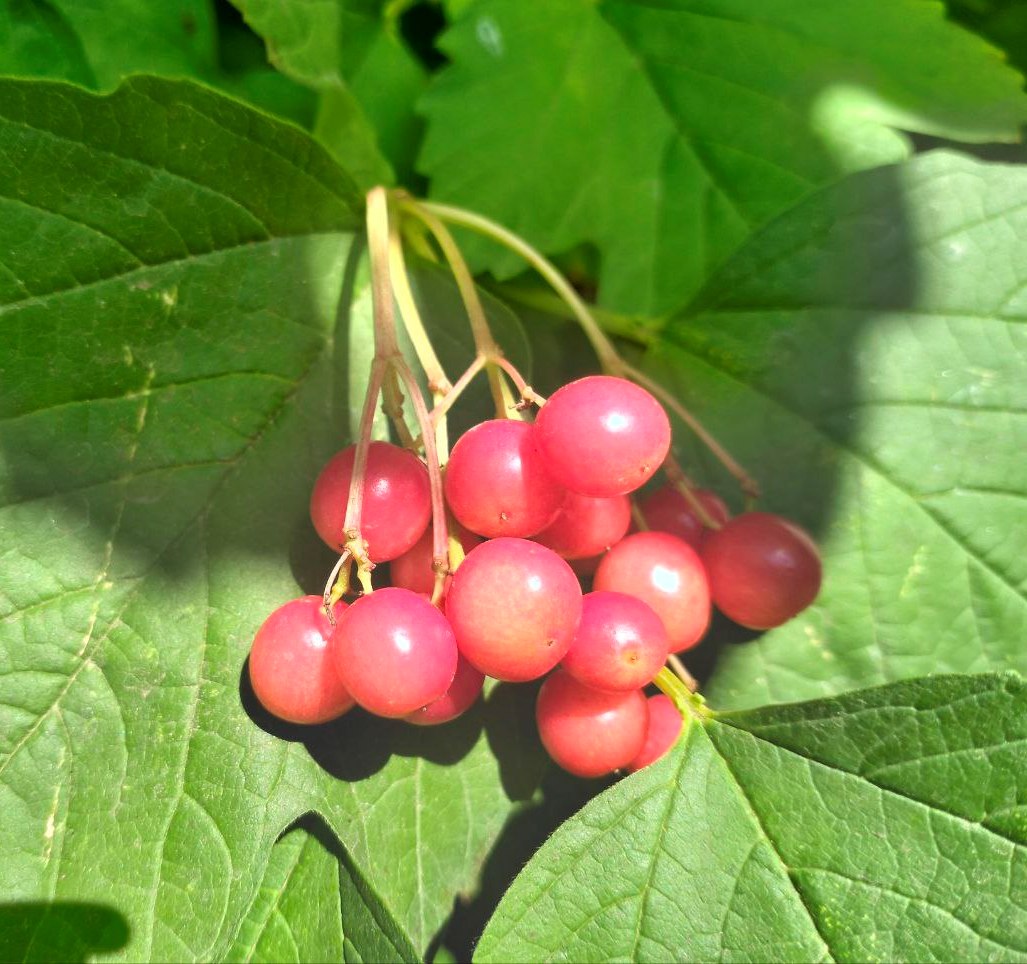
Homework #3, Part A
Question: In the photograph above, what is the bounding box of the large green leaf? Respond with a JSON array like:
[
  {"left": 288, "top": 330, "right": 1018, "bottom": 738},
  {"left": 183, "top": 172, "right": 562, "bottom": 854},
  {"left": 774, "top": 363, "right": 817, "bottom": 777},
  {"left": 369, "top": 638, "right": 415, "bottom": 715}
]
[
  {"left": 230, "top": 0, "right": 427, "bottom": 185},
  {"left": 419, "top": 0, "right": 1027, "bottom": 316},
  {"left": 642, "top": 150, "right": 1027, "bottom": 708},
  {"left": 0, "top": 77, "right": 546, "bottom": 960},
  {"left": 477, "top": 673, "right": 1027, "bottom": 962}
]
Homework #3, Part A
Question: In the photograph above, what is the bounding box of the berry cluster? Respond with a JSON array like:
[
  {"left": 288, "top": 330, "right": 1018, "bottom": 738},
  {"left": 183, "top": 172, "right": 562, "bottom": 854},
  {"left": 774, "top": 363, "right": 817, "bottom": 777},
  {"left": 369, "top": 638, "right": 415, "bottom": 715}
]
[{"left": 248, "top": 375, "right": 822, "bottom": 779}]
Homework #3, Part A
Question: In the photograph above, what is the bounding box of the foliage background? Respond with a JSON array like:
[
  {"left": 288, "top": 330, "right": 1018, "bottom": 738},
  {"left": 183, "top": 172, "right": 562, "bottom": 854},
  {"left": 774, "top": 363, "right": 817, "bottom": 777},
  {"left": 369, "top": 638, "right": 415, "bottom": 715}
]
[{"left": 0, "top": 1, "right": 1025, "bottom": 961}]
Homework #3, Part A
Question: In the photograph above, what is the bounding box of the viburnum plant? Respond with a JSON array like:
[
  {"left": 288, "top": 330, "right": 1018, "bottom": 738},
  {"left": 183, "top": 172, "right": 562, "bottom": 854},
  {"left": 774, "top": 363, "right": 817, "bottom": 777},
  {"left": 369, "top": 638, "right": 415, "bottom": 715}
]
[{"left": 2, "top": 2, "right": 1027, "bottom": 963}]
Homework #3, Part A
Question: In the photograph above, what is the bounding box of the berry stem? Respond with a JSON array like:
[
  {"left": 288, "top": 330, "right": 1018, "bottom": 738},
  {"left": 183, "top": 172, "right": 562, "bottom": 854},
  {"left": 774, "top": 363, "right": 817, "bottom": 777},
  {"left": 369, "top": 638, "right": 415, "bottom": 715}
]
[
  {"left": 382, "top": 367, "right": 418, "bottom": 451},
  {"left": 429, "top": 354, "right": 487, "bottom": 427},
  {"left": 653, "top": 666, "right": 709, "bottom": 719},
  {"left": 412, "top": 199, "right": 761, "bottom": 501},
  {"left": 663, "top": 453, "right": 724, "bottom": 530},
  {"left": 667, "top": 653, "right": 699, "bottom": 693}
]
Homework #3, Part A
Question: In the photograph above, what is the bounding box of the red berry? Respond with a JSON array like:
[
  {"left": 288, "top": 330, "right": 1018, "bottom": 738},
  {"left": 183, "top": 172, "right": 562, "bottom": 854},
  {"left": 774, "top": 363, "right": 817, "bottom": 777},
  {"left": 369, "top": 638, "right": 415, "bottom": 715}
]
[
  {"left": 310, "top": 441, "right": 430, "bottom": 561},
  {"left": 639, "top": 485, "right": 730, "bottom": 549},
  {"left": 534, "top": 491, "right": 631, "bottom": 560},
  {"left": 702, "top": 512, "right": 821, "bottom": 629},
  {"left": 536, "top": 671, "right": 648, "bottom": 778},
  {"left": 390, "top": 522, "right": 482, "bottom": 598},
  {"left": 249, "top": 596, "right": 354, "bottom": 725},
  {"left": 562, "top": 591, "right": 669, "bottom": 691},
  {"left": 405, "top": 654, "right": 484, "bottom": 726},
  {"left": 535, "top": 376, "right": 671, "bottom": 496},
  {"left": 331, "top": 587, "right": 457, "bottom": 717},
  {"left": 447, "top": 538, "right": 582, "bottom": 682},
  {"left": 627, "top": 695, "right": 683, "bottom": 773},
  {"left": 444, "top": 420, "right": 566, "bottom": 538},
  {"left": 594, "top": 532, "right": 710, "bottom": 652}
]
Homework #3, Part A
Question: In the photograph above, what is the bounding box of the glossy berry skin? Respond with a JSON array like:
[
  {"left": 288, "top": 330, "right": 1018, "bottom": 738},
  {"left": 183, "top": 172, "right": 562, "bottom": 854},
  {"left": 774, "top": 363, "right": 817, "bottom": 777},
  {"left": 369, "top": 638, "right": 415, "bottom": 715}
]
[
  {"left": 534, "top": 491, "right": 631, "bottom": 560},
  {"left": 310, "top": 441, "right": 431, "bottom": 562},
  {"left": 447, "top": 538, "right": 583, "bottom": 682},
  {"left": 594, "top": 532, "right": 710, "bottom": 652},
  {"left": 562, "top": 591, "right": 669, "bottom": 692},
  {"left": 249, "top": 596, "right": 354, "bottom": 725},
  {"left": 702, "top": 512, "right": 821, "bottom": 630},
  {"left": 390, "top": 523, "right": 482, "bottom": 598},
  {"left": 405, "top": 654, "right": 484, "bottom": 726},
  {"left": 640, "top": 485, "right": 730, "bottom": 550},
  {"left": 536, "top": 671, "right": 648, "bottom": 778},
  {"left": 535, "top": 376, "right": 671, "bottom": 497},
  {"left": 444, "top": 420, "right": 566, "bottom": 538},
  {"left": 627, "top": 695, "right": 683, "bottom": 773},
  {"left": 331, "top": 588, "right": 457, "bottom": 718}
]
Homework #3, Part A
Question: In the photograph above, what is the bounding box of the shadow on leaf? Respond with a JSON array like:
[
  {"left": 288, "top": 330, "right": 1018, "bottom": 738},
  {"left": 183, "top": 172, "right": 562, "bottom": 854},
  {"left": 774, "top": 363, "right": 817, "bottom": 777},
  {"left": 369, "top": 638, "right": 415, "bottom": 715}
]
[{"left": 0, "top": 901, "right": 129, "bottom": 963}]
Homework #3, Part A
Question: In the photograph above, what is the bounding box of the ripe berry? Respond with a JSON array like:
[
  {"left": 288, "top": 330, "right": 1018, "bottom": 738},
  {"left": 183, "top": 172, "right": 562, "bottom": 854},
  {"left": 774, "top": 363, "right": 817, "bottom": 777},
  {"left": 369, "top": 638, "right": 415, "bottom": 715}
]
[
  {"left": 248, "top": 596, "right": 354, "bottom": 725},
  {"left": 534, "top": 490, "right": 631, "bottom": 560},
  {"left": 594, "top": 532, "right": 710, "bottom": 652},
  {"left": 562, "top": 591, "right": 669, "bottom": 692},
  {"left": 702, "top": 512, "right": 821, "bottom": 629},
  {"left": 405, "top": 654, "right": 484, "bottom": 726},
  {"left": 536, "top": 671, "right": 648, "bottom": 778},
  {"left": 310, "top": 441, "right": 431, "bottom": 561},
  {"left": 639, "top": 485, "right": 730, "bottom": 549},
  {"left": 447, "top": 538, "right": 582, "bottom": 682},
  {"left": 627, "top": 695, "right": 683, "bottom": 773},
  {"left": 331, "top": 588, "right": 457, "bottom": 717},
  {"left": 534, "top": 376, "right": 671, "bottom": 497},
  {"left": 444, "top": 420, "right": 566, "bottom": 538},
  {"left": 390, "top": 522, "right": 481, "bottom": 598}
]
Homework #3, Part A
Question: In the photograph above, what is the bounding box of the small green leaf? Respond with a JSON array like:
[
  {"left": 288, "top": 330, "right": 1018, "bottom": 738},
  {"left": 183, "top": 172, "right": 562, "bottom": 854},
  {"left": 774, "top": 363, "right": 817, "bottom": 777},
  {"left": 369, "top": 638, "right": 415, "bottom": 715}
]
[
  {"left": 477, "top": 673, "right": 1027, "bottom": 962},
  {"left": 644, "top": 150, "right": 1027, "bottom": 708},
  {"left": 420, "top": 0, "right": 1027, "bottom": 316}
]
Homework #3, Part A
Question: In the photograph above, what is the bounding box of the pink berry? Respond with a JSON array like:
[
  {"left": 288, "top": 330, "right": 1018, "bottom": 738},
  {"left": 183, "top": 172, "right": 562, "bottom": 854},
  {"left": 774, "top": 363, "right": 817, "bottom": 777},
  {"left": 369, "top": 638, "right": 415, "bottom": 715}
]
[
  {"left": 534, "top": 376, "right": 671, "bottom": 496},
  {"left": 534, "top": 491, "right": 631, "bottom": 560},
  {"left": 702, "top": 512, "right": 821, "bottom": 629},
  {"left": 444, "top": 420, "right": 566, "bottom": 538},
  {"left": 390, "top": 522, "right": 482, "bottom": 598},
  {"left": 331, "top": 588, "right": 457, "bottom": 717},
  {"left": 639, "top": 485, "right": 730, "bottom": 549},
  {"left": 627, "top": 695, "right": 683, "bottom": 772},
  {"left": 562, "top": 591, "right": 669, "bottom": 691},
  {"left": 536, "top": 671, "right": 648, "bottom": 778},
  {"left": 249, "top": 596, "right": 354, "bottom": 725},
  {"left": 594, "top": 532, "right": 710, "bottom": 652},
  {"left": 310, "top": 441, "right": 431, "bottom": 561},
  {"left": 405, "top": 654, "right": 485, "bottom": 726},
  {"left": 447, "top": 538, "right": 582, "bottom": 682}
]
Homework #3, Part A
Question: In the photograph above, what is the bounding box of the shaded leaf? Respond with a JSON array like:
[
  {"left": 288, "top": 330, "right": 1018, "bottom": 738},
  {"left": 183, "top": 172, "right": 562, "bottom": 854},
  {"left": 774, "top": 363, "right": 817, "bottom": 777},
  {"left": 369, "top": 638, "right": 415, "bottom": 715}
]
[
  {"left": 641, "top": 150, "right": 1027, "bottom": 708},
  {"left": 420, "top": 0, "right": 1027, "bottom": 315}
]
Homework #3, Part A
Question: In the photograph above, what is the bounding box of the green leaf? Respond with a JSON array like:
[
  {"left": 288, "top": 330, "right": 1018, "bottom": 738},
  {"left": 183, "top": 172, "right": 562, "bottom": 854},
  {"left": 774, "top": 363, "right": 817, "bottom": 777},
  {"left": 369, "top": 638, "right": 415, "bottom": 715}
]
[
  {"left": 225, "top": 818, "right": 418, "bottom": 963},
  {"left": 477, "top": 673, "right": 1027, "bottom": 962},
  {"left": 230, "top": 0, "right": 427, "bottom": 184},
  {"left": 0, "top": 0, "right": 218, "bottom": 88},
  {"left": 0, "top": 77, "right": 545, "bottom": 960},
  {"left": 948, "top": 0, "right": 1027, "bottom": 82},
  {"left": 642, "top": 150, "right": 1027, "bottom": 709},
  {"left": 419, "top": 0, "right": 1027, "bottom": 316}
]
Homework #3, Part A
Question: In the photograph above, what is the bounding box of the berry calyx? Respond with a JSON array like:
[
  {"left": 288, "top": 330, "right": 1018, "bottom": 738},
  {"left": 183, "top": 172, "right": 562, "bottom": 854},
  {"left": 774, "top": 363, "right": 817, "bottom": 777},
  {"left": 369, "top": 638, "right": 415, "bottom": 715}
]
[
  {"left": 331, "top": 587, "right": 457, "bottom": 717},
  {"left": 639, "top": 485, "right": 730, "bottom": 549},
  {"left": 534, "top": 490, "right": 631, "bottom": 560},
  {"left": 536, "top": 671, "right": 648, "bottom": 778},
  {"left": 447, "top": 538, "right": 582, "bottom": 682},
  {"left": 534, "top": 376, "right": 671, "bottom": 497},
  {"left": 626, "top": 694, "right": 683, "bottom": 773},
  {"left": 390, "top": 522, "right": 481, "bottom": 598},
  {"left": 444, "top": 419, "right": 566, "bottom": 538},
  {"left": 405, "top": 654, "right": 484, "bottom": 725},
  {"left": 310, "top": 441, "right": 431, "bottom": 561},
  {"left": 701, "top": 512, "right": 821, "bottom": 629},
  {"left": 594, "top": 531, "right": 710, "bottom": 652},
  {"left": 561, "top": 591, "right": 669, "bottom": 692},
  {"left": 248, "top": 596, "right": 355, "bottom": 725}
]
